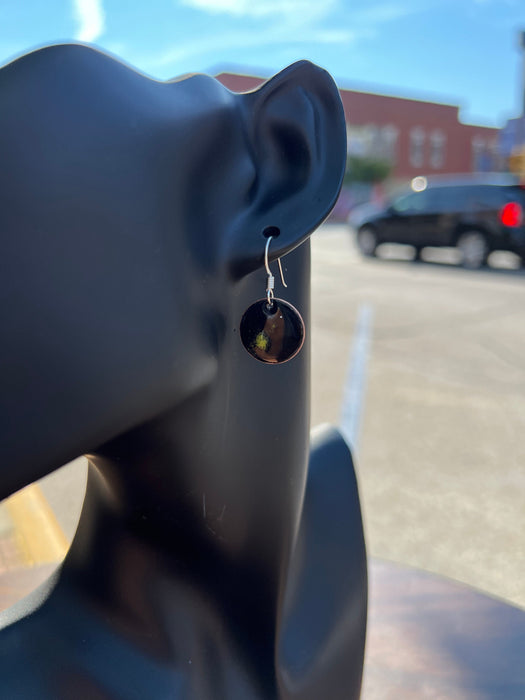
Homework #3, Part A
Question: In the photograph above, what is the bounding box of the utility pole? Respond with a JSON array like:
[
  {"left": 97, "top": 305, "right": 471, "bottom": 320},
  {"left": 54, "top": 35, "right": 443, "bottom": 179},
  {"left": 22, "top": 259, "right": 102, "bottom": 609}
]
[
  {"left": 519, "top": 31, "right": 525, "bottom": 142},
  {"left": 509, "top": 32, "right": 525, "bottom": 178}
]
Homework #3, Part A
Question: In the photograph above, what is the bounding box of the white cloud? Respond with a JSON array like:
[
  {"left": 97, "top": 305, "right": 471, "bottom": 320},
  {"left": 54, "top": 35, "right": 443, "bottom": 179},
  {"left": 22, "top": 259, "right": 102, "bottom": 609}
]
[
  {"left": 352, "top": 3, "right": 417, "bottom": 24},
  {"left": 142, "top": 0, "right": 424, "bottom": 74},
  {"left": 473, "top": 0, "right": 518, "bottom": 5},
  {"left": 148, "top": 25, "right": 355, "bottom": 69},
  {"left": 146, "top": 0, "right": 353, "bottom": 70},
  {"left": 316, "top": 29, "right": 357, "bottom": 43},
  {"left": 180, "top": 0, "right": 424, "bottom": 34},
  {"left": 181, "top": 0, "right": 330, "bottom": 19},
  {"left": 73, "top": 0, "right": 105, "bottom": 42}
]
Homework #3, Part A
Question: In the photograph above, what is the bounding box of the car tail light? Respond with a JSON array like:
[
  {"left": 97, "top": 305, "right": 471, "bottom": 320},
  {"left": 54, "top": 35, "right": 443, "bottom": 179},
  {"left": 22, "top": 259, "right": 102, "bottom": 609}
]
[{"left": 500, "top": 202, "right": 523, "bottom": 227}]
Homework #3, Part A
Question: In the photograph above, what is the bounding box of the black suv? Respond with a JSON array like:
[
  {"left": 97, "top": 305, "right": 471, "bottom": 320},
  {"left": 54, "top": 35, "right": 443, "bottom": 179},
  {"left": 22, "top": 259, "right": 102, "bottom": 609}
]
[{"left": 349, "top": 175, "right": 525, "bottom": 268}]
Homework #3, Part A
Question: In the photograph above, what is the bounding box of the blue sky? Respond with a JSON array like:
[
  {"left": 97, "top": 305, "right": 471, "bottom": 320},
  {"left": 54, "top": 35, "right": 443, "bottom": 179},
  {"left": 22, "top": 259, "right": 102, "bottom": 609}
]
[{"left": 2, "top": 0, "right": 525, "bottom": 127}]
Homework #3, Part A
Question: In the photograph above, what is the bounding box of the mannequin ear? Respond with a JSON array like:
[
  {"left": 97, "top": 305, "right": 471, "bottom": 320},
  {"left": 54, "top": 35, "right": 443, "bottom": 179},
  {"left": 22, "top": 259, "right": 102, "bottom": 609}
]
[{"left": 226, "top": 60, "right": 346, "bottom": 279}]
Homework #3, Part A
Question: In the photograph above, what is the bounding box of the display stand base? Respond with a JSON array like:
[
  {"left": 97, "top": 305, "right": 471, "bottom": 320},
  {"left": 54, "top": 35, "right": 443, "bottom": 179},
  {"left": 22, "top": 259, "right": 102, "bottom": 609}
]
[
  {"left": 1, "top": 557, "right": 524, "bottom": 698},
  {"left": 362, "top": 558, "right": 525, "bottom": 699}
]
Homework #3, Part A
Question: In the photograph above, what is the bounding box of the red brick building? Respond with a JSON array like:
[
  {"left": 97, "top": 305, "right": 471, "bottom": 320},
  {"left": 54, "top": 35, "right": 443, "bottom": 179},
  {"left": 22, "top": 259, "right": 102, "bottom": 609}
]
[{"left": 216, "top": 71, "right": 499, "bottom": 181}]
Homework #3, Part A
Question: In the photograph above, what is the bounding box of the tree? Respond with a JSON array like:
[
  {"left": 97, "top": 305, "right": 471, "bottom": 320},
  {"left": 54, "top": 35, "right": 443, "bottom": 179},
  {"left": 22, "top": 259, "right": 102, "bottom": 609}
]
[{"left": 344, "top": 155, "right": 391, "bottom": 185}]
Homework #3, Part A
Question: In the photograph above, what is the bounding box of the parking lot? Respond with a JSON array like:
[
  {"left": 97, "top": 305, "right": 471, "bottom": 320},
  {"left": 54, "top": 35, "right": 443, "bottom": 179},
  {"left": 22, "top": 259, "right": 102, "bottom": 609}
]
[
  {"left": 2, "top": 221, "right": 525, "bottom": 613},
  {"left": 311, "top": 223, "right": 525, "bottom": 608}
]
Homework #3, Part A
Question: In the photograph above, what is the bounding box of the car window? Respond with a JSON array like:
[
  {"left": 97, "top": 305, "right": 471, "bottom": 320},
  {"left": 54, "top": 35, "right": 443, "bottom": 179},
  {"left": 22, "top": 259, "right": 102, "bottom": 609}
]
[
  {"left": 391, "top": 191, "right": 428, "bottom": 213},
  {"left": 414, "top": 185, "right": 524, "bottom": 212},
  {"left": 472, "top": 185, "right": 525, "bottom": 208},
  {"left": 457, "top": 185, "right": 518, "bottom": 210},
  {"left": 507, "top": 186, "right": 525, "bottom": 206},
  {"left": 431, "top": 187, "right": 464, "bottom": 210},
  {"left": 422, "top": 188, "right": 450, "bottom": 211}
]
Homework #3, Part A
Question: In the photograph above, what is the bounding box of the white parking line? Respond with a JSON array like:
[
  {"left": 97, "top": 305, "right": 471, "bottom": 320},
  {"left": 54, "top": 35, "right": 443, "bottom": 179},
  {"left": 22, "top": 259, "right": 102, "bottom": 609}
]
[{"left": 340, "top": 304, "right": 374, "bottom": 455}]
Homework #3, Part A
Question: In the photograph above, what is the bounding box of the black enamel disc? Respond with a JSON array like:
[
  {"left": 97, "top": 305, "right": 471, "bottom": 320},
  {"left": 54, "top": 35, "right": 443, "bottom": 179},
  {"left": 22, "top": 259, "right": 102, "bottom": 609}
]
[{"left": 240, "top": 298, "right": 305, "bottom": 364}]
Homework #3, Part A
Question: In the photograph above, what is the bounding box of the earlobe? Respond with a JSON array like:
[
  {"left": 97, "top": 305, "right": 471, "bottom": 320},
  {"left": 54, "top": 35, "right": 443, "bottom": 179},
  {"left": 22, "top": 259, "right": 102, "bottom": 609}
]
[{"left": 226, "top": 60, "right": 346, "bottom": 279}]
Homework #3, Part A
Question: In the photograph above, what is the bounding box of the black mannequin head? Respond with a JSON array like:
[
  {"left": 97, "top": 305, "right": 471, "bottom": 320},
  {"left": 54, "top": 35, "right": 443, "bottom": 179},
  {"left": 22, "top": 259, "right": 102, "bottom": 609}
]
[
  {"left": 0, "top": 45, "right": 346, "bottom": 501},
  {"left": 0, "top": 46, "right": 368, "bottom": 700}
]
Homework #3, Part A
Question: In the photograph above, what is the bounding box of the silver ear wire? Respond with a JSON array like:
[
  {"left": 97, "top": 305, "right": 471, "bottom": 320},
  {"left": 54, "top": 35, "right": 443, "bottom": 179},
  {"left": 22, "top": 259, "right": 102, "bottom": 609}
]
[
  {"left": 264, "top": 236, "right": 288, "bottom": 307},
  {"left": 278, "top": 258, "right": 287, "bottom": 288},
  {"left": 264, "top": 236, "right": 275, "bottom": 307}
]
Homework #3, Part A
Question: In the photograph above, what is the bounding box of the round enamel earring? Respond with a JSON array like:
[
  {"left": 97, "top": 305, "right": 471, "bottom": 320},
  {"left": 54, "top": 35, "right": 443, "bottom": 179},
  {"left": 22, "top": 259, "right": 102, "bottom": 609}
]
[{"left": 240, "top": 236, "right": 305, "bottom": 364}]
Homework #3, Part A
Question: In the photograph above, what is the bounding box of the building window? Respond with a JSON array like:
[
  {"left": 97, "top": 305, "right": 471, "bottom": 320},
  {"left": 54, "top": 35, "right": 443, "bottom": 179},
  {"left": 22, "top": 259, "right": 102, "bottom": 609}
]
[
  {"left": 472, "top": 135, "right": 485, "bottom": 172},
  {"left": 381, "top": 125, "right": 399, "bottom": 163},
  {"left": 347, "top": 123, "right": 398, "bottom": 163},
  {"left": 366, "top": 125, "right": 381, "bottom": 157},
  {"left": 429, "top": 129, "right": 446, "bottom": 169},
  {"left": 488, "top": 138, "right": 500, "bottom": 170},
  {"left": 346, "top": 124, "right": 373, "bottom": 156},
  {"left": 410, "top": 127, "right": 425, "bottom": 168}
]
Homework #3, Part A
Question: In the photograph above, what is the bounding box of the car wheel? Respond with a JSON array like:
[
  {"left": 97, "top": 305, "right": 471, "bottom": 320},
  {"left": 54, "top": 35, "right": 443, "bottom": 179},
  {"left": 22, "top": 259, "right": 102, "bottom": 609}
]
[
  {"left": 456, "top": 231, "right": 488, "bottom": 270},
  {"left": 356, "top": 226, "right": 378, "bottom": 257}
]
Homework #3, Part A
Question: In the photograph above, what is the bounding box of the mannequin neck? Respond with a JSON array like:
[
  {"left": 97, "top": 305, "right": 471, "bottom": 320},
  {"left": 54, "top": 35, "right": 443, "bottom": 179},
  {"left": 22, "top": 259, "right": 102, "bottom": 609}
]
[
  {"left": 56, "top": 244, "right": 311, "bottom": 672},
  {"left": 60, "top": 384, "right": 308, "bottom": 669}
]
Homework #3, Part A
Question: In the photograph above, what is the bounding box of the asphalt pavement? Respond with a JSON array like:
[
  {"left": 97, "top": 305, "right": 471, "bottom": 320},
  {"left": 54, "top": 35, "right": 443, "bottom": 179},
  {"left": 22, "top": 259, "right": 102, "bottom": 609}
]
[
  {"left": 2, "top": 221, "right": 524, "bottom": 612},
  {"left": 311, "top": 223, "right": 525, "bottom": 609}
]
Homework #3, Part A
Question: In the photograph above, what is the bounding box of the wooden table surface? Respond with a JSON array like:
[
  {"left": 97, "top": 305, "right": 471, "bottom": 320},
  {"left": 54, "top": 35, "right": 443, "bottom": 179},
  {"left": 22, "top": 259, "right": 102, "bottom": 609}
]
[
  {"left": 362, "top": 558, "right": 525, "bottom": 699},
  {"left": 1, "top": 557, "right": 524, "bottom": 698}
]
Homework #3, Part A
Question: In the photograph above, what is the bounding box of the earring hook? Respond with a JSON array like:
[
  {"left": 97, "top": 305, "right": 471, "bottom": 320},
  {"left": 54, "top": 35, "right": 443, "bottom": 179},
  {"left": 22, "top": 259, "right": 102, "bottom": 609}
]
[{"left": 264, "top": 236, "right": 288, "bottom": 308}]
